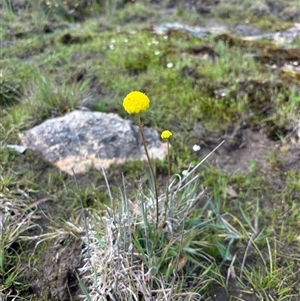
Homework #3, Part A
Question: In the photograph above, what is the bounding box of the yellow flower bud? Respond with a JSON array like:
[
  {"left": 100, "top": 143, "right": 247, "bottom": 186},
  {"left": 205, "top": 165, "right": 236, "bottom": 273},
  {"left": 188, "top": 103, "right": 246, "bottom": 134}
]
[{"left": 161, "top": 130, "right": 172, "bottom": 139}]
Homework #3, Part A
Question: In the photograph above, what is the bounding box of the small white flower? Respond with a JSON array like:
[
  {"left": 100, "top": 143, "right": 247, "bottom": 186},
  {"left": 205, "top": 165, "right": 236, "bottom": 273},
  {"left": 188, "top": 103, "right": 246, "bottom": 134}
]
[
  {"left": 167, "top": 62, "right": 173, "bottom": 68},
  {"left": 109, "top": 44, "right": 115, "bottom": 50},
  {"left": 192, "top": 144, "right": 201, "bottom": 152},
  {"left": 164, "top": 35, "right": 168, "bottom": 40},
  {"left": 154, "top": 51, "right": 160, "bottom": 55},
  {"left": 182, "top": 170, "right": 188, "bottom": 176},
  {"left": 124, "top": 38, "right": 128, "bottom": 43}
]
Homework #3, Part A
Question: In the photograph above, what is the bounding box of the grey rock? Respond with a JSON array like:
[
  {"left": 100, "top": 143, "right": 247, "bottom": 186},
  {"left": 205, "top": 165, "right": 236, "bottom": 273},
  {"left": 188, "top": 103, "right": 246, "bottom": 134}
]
[{"left": 19, "top": 110, "right": 168, "bottom": 175}]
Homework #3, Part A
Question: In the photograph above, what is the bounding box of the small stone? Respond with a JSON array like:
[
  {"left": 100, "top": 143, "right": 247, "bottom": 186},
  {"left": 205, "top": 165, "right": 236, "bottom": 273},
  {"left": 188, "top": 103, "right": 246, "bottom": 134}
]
[{"left": 5, "top": 144, "right": 27, "bottom": 153}]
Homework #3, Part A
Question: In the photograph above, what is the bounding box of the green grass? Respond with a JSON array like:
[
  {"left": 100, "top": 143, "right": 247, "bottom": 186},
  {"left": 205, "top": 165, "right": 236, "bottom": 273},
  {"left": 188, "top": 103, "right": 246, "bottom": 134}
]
[{"left": 1, "top": 0, "right": 299, "bottom": 300}]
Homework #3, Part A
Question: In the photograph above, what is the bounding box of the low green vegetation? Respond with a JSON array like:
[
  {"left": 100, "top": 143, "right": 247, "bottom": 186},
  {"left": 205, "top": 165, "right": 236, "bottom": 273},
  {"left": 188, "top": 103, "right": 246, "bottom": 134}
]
[{"left": 1, "top": 0, "right": 299, "bottom": 300}]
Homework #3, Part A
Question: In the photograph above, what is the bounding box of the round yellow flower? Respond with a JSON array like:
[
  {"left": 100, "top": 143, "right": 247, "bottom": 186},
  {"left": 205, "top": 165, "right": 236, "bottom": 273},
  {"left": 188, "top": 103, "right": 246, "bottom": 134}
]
[
  {"left": 161, "top": 130, "right": 172, "bottom": 139},
  {"left": 123, "top": 91, "right": 150, "bottom": 114}
]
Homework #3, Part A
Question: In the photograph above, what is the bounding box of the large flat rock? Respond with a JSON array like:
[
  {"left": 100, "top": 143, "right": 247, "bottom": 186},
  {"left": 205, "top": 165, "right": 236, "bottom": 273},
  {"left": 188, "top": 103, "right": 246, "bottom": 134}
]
[{"left": 19, "top": 110, "right": 167, "bottom": 175}]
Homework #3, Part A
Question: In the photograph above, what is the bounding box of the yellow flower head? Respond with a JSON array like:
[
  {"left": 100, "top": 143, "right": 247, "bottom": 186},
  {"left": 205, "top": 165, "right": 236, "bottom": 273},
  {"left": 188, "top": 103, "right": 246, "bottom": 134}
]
[
  {"left": 161, "top": 130, "right": 172, "bottom": 139},
  {"left": 123, "top": 91, "right": 150, "bottom": 114}
]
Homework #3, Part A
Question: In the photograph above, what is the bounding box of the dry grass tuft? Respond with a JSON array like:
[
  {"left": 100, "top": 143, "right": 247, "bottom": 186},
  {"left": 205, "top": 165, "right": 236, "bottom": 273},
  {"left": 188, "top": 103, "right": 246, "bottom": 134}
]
[
  {"left": 0, "top": 189, "right": 40, "bottom": 298},
  {"left": 77, "top": 143, "right": 233, "bottom": 301},
  {"left": 0, "top": 190, "right": 40, "bottom": 249}
]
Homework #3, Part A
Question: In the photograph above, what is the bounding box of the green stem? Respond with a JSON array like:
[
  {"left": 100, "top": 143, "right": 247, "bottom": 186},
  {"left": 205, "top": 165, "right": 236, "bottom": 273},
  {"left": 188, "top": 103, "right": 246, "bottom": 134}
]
[
  {"left": 165, "top": 140, "right": 171, "bottom": 217},
  {"left": 167, "top": 141, "right": 171, "bottom": 180},
  {"left": 136, "top": 114, "right": 159, "bottom": 227},
  {"left": 161, "top": 139, "right": 171, "bottom": 228}
]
